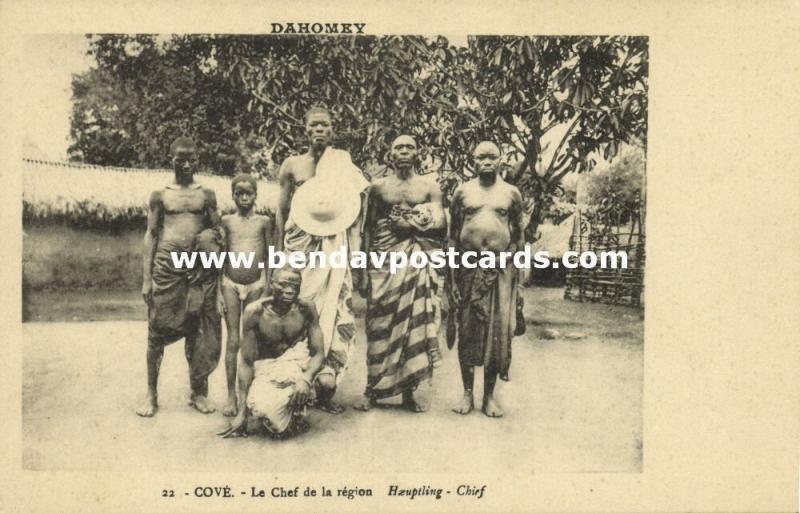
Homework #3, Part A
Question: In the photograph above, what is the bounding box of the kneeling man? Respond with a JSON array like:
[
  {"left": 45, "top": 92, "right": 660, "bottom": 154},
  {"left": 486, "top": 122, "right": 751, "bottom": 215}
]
[{"left": 218, "top": 268, "right": 325, "bottom": 438}]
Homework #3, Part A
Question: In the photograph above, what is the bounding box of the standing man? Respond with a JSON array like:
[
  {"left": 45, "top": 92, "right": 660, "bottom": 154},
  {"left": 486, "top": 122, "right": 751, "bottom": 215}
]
[
  {"left": 274, "top": 107, "right": 335, "bottom": 250},
  {"left": 448, "top": 141, "right": 524, "bottom": 418},
  {"left": 137, "top": 137, "right": 223, "bottom": 417},
  {"left": 355, "top": 135, "right": 446, "bottom": 412},
  {"left": 275, "top": 107, "right": 369, "bottom": 414}
]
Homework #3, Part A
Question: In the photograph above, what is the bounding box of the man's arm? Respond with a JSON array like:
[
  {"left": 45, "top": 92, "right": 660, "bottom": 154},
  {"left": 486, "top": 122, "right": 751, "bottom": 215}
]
[
  {"left": 300, "top": 300, "right": 325, "bottom": 383},
  {"left": 448, "top": 187, "right": 463, "bottom": 251},
  {"left": 274, "top": 159, "right": 292, "bottom": 252},
  {"left": 142, "top": 191, "right": 162, "bottom": 305},
  {"left": 262, "top": 217, "right": 274, "bottom": 295},
  {"left": 204, "top": 189, "right": 222, "bottom": 231},
  {"left": 361, "top": 184, "right": 375, "bottom": 254},
  {"left": 447, "top": 187, "right": 464, "bottom": 301},
  {"left": 509, "top": 187, "right": 525, "bottom": 250},
  {"left": 425, "top": 179, "right": 447, "bottom": 236},
  {"left": 216, "top": 216, "right": 230, "bottom": 314},
  {"left": 356, "top": 184, "right": 376, "bottom": 295},
  {"left": 289, "top": 300, "right": 325, "bottom": 409},
  {"left": 346, "top": 164, "right": 369, "bottom": 262}
]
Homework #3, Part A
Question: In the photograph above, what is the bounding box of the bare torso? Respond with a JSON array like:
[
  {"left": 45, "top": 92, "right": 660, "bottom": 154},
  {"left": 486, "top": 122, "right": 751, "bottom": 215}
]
[
  {"left": 283, "top": 153, "right": 319, "bottom": 204},
  {"left": 370, "top": 174, "right": 436, "bottom": 227},
  {"left": 456, "top": 179, "right": 520, "bottom": 252},
  {"left": 158, "top": 185, "right": 213, "bottom": 247},
  {"left": 222, "top": 214, "right": 273, "bottom": 284},
  {"left": 253, "top": 299, "right": 310, "bottom": 360}
]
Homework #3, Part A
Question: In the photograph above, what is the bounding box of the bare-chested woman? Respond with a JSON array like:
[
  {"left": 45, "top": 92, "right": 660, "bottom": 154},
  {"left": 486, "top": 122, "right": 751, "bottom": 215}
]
[
  {"left": 137, "top": 137, "right": 222, "bottom": 417},
  {"left": 449, "top": 141, "right": 524, "bottom": 419}
]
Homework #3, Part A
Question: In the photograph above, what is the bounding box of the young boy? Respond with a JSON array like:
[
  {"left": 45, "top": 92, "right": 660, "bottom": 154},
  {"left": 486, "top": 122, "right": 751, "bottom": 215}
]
[{"left": 220, "top": 173, "right": 274, "bottom": 417}]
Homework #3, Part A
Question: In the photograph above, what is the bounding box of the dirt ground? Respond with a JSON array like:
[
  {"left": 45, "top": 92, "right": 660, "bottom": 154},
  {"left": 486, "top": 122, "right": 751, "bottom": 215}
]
[{"left": 22, "top": 286, "right": 643, "bottom": 473}]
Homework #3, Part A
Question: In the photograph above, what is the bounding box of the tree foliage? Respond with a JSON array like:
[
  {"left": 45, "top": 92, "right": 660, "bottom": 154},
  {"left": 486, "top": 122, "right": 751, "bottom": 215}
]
[
  {"left": 446, "top": 36, "right": 648, "bottom": 235},
  {"left": 70, "top": 35, "right": 256, "bottom": 174},
  {"left": 69, "top": 34, "right": 648, "bottom": 237},
  {"left": 585, "top": 147, "right": 645, "bottom": 226}
]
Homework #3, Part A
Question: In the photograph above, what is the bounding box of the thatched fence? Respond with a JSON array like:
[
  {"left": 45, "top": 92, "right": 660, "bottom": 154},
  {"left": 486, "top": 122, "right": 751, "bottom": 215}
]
[
  {"left": 23, "top": 159, "right": 278, "bottom": 229},
  {"left": 564, "top": 209, "right": 645, "bottom": 307},
  {"left": 22, "top": 159, "right": 278, "bottom": 291}
]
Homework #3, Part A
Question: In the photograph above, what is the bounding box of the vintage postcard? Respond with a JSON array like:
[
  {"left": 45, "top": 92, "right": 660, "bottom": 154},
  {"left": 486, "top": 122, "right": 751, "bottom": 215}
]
[{"left": 1, "top": 1, "right": 798, "bottom": 512}]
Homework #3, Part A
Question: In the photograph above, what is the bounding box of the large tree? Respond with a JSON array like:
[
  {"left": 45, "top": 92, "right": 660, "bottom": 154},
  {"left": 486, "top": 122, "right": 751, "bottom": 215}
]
[
  {"left": 70, "top": 35, "right": 256, "bottom": 174},
  {"left": 220, "top": 35, "right": 647, "bottom": 235},
  {"left": 70, "top": 34, "right": 648, "bottom": 237},
  {"left": 213, "top": 35, "right": 458, "bottom": 172},
  {"left": 424, "top": 36, "right": 648, "bottom": 236}
]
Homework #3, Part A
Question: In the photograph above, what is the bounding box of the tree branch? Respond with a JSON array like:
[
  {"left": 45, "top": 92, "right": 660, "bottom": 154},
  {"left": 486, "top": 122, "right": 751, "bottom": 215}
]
[
  {"left": 550, "top": 165, "right": 574, "bottom": 185},
  {"left": 541, "top": 118, "right": 560, "bottom": 134},
  {"left": 237, "top": 64, "right": 303, "bottom": 125},
  {"left": 543, "top": 114, "right": 582, "bottom": 181},
  {"left": 249, "top": 90, "right": 303, "bottom": 126},
  {"left": 509, "top": 119, "right": 529, "bottom": 155},
  {"left": 517, "top": 65, "right": 577, "bottom": 116}
]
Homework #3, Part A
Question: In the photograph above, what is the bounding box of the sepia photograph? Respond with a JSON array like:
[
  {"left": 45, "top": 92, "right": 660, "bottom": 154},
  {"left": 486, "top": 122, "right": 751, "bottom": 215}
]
[
  {"left": 6, "top": 3, "right": 798, "bottom": 511},
  {"left": 21, "top": 33, "right": 647, "bottom": 474}
]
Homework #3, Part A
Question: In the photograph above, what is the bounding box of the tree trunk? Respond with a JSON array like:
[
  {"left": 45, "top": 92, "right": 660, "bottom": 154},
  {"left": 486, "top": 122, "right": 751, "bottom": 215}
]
[
  {"left": 526, "top": 201, "right": 543, "bottom": 243},
  {"left": 522, "top": 194, "right": 545, "bottom": 288}
]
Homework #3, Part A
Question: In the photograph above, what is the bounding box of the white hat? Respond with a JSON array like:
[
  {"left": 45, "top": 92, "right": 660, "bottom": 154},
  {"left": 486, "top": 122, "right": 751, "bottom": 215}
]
[{"left": 289, "top": 177, "right": 362, "bottom": 236}]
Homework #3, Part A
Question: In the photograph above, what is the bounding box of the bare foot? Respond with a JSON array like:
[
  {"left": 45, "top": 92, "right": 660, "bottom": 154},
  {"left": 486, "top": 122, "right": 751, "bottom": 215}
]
[
  {"left": 315, "top": 401, "right": 345, "bottom": 414},
  {"left": 136, "top": 394, "right": 158, "bottom": 417},
  {"left": 189, "top": 394, "right": 216, "bottom": 414},
  {"left": 353, "top": 396, "right": 377, "bottom": 412},
  {"left": 222, "top": 395, "right": 238, "bottom": 417},
  {"left": 269, "top": 417, "right": 311, "bottom": 440},
  {"left": 482, "top": 396, "right": 504, "bottom": 418},
  {"left": 293, "top": 417, "right": 311, "bottom": 435},
  {"left": 452, "top": 391, "right": 474, "bottom": 415},
  {"left": 402, "top": 393, "right": 427, "bottom": 413}
]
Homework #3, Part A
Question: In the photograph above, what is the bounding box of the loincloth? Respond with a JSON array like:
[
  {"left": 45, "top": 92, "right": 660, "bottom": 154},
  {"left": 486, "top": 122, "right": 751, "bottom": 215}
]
[
  {"left": 148, "top": 228, "right": 222, "bottom": 393},
  {"left": 222, "top": 271, "right": 267, "bottom": 302},
  {"left": 364, "top": 221, "right": 441, "bottom": 399},
  {"left": 453, "top": 263, "right": 517, "bottom": 380},
  {"left": 246, "top": 342, "right": 315, "bottom": 435}
]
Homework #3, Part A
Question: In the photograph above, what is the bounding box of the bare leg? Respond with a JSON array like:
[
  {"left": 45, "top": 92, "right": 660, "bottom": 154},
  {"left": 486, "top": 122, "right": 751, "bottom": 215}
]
[
  {"left": 314, "top": 374, "right": 345, "bottom": 414},
  {"left": 186, "top": 332, "right": 216, "bottom": 414},
  {"left": 452, "top": 364, "right": 475, "bottom": 414},
  {"left": 136, "top": 340, "right": 163, "bottom": 417},
  {"left": 482, "top": 364, "right": 503, "bottom": 418},
  {"left": 221, "top": 283, "right": 242, "bottom": 417},
  {"left": 402, "top": 388, "right": 427, "bottom": 413}
]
